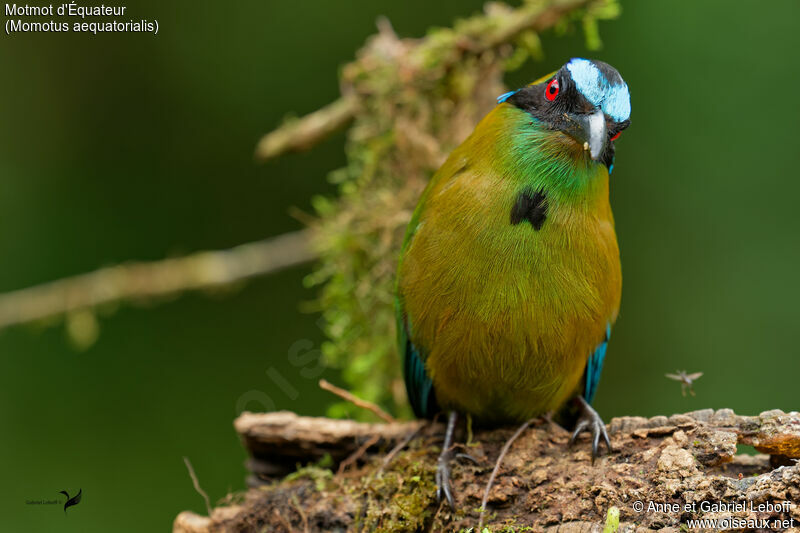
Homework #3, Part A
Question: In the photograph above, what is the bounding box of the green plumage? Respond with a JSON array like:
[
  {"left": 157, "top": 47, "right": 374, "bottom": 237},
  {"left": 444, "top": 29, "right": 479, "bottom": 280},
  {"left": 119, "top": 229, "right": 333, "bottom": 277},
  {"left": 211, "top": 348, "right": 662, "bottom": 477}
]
[{"left": 396, "top": 60, "right": 630, "bottom": 424}]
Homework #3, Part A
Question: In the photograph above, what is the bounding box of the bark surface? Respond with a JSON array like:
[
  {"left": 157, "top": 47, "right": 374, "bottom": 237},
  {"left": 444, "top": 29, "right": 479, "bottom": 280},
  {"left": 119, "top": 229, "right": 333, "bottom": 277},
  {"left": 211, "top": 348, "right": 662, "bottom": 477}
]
[{"left": 174, "top": 409, "right": 800, "bottom": 532}]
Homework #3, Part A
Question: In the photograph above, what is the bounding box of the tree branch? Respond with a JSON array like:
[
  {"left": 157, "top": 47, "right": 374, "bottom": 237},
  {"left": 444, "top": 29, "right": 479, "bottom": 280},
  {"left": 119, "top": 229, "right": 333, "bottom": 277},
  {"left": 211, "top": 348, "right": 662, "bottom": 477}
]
[
  {"left": 0, "top": 230, "right": 315, "bottom": 331},
  {"left": 176, "top": 409, "right": 800, "bottom": 532},
  {"left": 254, "top": 96, "right": 358, "bottom": 162},
  {"left": 253, "top": 0, "right": 602, "bottom": 163},
  {"left": 234, "top": 410, "right": 424, "bottom": 481}
]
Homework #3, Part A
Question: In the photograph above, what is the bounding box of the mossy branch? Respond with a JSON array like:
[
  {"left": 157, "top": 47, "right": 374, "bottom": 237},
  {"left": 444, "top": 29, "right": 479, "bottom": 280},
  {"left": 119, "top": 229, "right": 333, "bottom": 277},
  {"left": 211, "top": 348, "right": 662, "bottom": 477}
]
[
  {"left": 175, "top": 408, "right": 800, "bottom": 532},
  {"left": 253, "top": 0, "right": 614, "bottom": 163},
  {"left": 255, "top": 96, "right": 359, "bottom": 162},
  {"left": 0, "top": 230, "right": 314, "bottom": 334}
]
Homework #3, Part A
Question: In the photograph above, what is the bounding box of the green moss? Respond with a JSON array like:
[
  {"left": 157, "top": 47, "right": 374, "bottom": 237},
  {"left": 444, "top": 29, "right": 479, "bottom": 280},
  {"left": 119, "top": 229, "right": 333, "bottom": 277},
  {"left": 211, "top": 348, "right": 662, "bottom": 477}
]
[
  {"left": 284, "top": 465, "right": 334, "bottom": 492},
  {"left": 349, "top": 445, "right": 440, "bottom": 532},
  {"left": 284, "top": 455, "right": 335, "bottom": 492}
]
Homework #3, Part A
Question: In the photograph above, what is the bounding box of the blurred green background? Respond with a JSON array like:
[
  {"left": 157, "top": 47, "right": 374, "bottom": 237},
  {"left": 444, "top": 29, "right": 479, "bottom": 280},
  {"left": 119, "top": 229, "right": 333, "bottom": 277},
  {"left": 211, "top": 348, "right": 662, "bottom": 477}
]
[{"left": 2, "top": 0, "right": 798, "bottom": 531}]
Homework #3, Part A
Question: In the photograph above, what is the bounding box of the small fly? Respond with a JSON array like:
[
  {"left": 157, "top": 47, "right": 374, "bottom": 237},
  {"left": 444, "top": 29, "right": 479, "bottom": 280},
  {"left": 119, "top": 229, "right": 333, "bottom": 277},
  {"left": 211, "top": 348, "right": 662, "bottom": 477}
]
[{"left": 665, "top": 370, "right": 703, "bottom": 397}]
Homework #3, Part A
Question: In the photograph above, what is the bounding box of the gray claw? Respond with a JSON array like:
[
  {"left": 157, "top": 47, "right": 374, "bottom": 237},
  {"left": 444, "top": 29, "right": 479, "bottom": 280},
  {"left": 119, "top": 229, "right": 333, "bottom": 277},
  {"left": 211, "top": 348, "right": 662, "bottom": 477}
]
[
  {"left": 570, "top": 396, "right": 613, "bottom": 461},
  {"left": 436, "top": 450, "right": 455, "bottom": 508},
  {"left": 570, "top": 419, "right": 589, "bottom": 443}
]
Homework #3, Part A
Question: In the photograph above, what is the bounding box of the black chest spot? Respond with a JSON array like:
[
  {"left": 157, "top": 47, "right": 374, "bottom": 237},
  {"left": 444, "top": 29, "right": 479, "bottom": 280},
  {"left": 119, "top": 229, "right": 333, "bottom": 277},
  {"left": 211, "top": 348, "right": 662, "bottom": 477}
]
[{"left": 510, "top": 189, "right": 548, "bottom": 230}]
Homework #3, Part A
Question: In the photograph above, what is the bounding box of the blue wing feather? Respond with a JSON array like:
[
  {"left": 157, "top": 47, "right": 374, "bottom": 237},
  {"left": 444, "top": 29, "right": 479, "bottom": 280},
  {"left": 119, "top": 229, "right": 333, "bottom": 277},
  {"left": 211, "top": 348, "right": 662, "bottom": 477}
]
[
  {"left": 584, "top": 324, "right": 611, "bottom": 404},
  {"left": 403, "top": 332, "right": 436, "bottom": 418},
  {"left": 395, "top": 298, "right": 436, "bottom": 418}
]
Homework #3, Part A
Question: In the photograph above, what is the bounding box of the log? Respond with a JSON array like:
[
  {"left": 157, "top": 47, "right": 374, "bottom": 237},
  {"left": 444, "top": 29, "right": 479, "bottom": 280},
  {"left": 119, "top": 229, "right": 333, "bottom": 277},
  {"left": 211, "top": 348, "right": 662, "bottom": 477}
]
[
  {"left": 234, "top": 411, "right": 426, "bottom": 481},
  {"left": 175, "top": 409, "right": 800, "bottom": 532}
]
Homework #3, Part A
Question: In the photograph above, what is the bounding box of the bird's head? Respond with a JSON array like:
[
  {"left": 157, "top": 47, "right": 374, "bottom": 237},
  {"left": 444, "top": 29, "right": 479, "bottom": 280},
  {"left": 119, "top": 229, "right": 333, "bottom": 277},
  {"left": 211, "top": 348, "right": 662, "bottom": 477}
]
[{"left": 498, "top": 58, "right": 631, "bottom": 171}]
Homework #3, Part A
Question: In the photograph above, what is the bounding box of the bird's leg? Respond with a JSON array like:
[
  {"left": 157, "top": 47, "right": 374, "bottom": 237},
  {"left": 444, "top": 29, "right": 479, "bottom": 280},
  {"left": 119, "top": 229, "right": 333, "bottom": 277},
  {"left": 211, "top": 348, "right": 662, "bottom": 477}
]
[
  {"left": 435, "top": 410, "right": 458, "bottom": 509},
  {"left": 569, "top": 396, "right": 612, "bottom": 461}
]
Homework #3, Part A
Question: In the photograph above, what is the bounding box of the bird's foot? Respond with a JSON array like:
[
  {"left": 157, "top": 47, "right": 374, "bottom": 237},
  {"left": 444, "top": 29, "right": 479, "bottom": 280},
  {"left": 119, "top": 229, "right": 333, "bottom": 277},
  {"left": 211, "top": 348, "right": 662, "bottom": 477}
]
[
  {"left": 569, "top": 396, "right": 612, "bottom": 462},
  {"left": 435, "top": 448, "right": 479, "bottom": 507},
  {"left": 435, "top": 411, "right": 460, "bottom": 509},
  {"left": 435, "top": 413, "right": 484, "bottom": 508},
  {"left": 435, "top": 446, "right": 455, "bottom": 508}
]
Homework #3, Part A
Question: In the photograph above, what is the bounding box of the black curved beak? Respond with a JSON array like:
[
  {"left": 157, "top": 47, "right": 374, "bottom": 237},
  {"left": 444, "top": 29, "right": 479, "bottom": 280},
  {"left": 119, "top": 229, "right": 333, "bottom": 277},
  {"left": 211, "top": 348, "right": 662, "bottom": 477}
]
[{"left": 564, "top": 109, "right": 607, "bottom": 161}]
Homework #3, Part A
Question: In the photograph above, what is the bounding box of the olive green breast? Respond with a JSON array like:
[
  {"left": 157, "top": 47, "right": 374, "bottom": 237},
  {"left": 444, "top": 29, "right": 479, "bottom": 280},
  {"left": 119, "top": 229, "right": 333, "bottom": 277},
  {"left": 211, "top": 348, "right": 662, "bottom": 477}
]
[{"left": 397, "top": 108, "right": 621, "bottom": 422}]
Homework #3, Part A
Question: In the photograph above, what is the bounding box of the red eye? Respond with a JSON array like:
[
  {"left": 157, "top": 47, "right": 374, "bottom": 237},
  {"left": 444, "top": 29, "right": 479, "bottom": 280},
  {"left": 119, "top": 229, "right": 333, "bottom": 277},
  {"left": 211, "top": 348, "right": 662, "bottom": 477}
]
[
  {"left": 610, "top": 131, "right": 621, "bottom": 142},
  {"left": 545, "top": 78, "right": 559, "bottom": 101}
]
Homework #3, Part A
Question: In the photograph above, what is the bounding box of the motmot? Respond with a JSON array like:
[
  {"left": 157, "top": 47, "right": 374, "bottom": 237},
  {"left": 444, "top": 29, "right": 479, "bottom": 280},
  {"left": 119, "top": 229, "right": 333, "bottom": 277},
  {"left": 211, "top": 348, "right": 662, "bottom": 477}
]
[{"left": 395, "top": 58, "right": 631, "bottom": 507}]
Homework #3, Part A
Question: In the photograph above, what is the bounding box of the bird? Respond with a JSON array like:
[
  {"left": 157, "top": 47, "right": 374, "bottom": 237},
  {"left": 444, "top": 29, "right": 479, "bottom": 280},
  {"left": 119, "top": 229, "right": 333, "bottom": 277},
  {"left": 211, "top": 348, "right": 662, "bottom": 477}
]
[
  {"left": 665, "top": 370, "right": 703, "bottom": 396},
  {"left": 59, "top": 488, "right": 82, "bottom": 514},
  {"left": 395, "top": 58, "right": 631, "bottom": 508}
]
